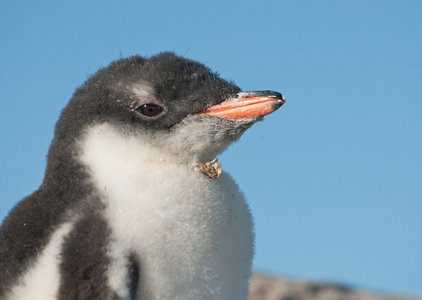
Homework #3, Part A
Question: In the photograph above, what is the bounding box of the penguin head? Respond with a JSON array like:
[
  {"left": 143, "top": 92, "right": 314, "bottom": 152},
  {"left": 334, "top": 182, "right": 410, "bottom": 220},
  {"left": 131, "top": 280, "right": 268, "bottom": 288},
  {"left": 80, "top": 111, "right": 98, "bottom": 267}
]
[{"left": 54, "top": 52, "right": 284, "bottom": 163}]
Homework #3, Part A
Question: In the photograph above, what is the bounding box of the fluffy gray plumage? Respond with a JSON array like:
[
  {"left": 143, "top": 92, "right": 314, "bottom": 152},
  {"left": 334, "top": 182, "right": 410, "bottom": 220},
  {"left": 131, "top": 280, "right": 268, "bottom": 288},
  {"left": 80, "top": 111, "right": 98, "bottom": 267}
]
[{"left": 0, "top": 52, "right": 279, "bottom": 299}]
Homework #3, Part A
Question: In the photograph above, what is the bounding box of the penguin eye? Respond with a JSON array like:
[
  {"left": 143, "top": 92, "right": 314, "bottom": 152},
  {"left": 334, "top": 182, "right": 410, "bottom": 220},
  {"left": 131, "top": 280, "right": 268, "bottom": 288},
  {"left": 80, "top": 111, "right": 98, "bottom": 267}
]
[{"left": 136, "top": 104, "right": 163, "bottom": 117}]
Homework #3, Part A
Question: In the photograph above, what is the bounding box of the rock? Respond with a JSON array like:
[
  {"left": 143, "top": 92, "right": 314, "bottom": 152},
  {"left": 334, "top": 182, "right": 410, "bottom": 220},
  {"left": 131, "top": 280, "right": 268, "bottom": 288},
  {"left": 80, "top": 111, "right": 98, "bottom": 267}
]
[{"left": 249, "top": 273, "right": 421, "bottom": 300}]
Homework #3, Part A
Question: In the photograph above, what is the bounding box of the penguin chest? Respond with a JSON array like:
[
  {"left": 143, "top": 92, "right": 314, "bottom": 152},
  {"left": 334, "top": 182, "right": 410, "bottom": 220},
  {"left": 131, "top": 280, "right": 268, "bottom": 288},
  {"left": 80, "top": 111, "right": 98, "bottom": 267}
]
[
  {"left": 78, "top": 125, "right": 254, "bottom": 299},
  {"left": 103, "top": 167, "right": 253, "bottom": 299}
]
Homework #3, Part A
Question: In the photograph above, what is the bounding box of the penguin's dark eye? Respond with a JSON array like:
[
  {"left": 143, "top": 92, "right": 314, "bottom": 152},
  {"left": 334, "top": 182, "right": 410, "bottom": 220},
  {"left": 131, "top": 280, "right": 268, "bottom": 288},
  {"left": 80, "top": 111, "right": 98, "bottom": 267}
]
[{"left": 136, "top": 104, "right": 163, "bottom": 117}]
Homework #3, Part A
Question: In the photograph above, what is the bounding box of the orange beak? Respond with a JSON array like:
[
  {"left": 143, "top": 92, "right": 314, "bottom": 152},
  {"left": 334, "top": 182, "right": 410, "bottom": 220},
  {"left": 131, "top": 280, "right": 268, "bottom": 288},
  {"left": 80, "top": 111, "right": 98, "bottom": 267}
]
[{"left": 199, "top": 91, "right": 285, "bottom": 119}]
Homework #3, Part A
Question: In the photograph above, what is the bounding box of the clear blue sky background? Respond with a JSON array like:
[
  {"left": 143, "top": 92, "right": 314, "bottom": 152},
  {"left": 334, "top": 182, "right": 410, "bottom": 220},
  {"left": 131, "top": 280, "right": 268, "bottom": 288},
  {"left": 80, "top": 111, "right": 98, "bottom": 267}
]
[{"left": 1, "top": 0, "right": 421, "bottom": 297}]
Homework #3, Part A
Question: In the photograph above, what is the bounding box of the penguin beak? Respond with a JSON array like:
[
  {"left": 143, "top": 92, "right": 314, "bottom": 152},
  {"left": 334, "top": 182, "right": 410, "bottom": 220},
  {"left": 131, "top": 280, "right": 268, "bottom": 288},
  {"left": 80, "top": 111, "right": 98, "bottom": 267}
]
[{"left": 199, "top": 91, "right": 285, "bottom": 119}]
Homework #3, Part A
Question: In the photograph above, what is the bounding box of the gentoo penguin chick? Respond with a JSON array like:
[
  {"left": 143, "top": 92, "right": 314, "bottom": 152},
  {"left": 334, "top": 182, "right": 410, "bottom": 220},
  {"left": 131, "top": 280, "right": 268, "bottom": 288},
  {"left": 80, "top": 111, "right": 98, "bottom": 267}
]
[{"left": 0, "top": 52, "right": 285, "bottom": 300}]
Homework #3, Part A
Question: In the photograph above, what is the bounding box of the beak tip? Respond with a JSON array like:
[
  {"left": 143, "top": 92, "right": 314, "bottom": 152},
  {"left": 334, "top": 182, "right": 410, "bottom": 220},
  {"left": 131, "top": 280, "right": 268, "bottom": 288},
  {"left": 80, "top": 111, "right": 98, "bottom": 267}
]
[
  {"left": 274, "top": 95, "right": 286, "bottom": 109},
  {"left": 266, "top": 92, "right": 285, "bottom": 105},
  {"left": 273, "top": 100, "right": 284, "bottom": 110}
]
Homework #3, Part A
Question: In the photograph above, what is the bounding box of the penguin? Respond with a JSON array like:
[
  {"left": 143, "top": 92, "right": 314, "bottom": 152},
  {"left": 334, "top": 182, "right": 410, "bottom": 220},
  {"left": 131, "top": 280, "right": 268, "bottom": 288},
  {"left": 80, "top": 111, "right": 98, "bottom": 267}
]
[{"left": 0, "top": 52, "right": 285, "bottom": 300}]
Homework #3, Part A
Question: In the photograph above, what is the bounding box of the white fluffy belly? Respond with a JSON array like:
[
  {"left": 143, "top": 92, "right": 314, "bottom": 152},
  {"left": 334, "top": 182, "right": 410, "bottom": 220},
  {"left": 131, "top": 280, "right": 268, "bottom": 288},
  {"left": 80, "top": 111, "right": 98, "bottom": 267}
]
[{"left": 78, "top": 123, "right": 254, "bottom": 299}]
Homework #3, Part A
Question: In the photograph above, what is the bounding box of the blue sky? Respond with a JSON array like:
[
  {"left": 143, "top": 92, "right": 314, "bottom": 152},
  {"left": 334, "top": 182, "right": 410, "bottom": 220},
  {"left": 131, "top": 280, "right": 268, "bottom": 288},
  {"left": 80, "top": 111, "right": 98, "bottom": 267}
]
[{"left": 1, "top": 0, "right": 421, "bottom": 296}]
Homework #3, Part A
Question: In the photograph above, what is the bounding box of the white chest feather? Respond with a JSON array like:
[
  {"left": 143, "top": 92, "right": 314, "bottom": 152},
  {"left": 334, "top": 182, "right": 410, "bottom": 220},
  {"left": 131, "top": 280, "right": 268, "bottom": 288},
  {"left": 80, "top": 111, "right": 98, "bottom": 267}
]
[
  {"left": 78, "top": 123, "right": 254, "bottom": 300},
  {"left": 7, "top": 223, "right": 74, "bottom": 300}
]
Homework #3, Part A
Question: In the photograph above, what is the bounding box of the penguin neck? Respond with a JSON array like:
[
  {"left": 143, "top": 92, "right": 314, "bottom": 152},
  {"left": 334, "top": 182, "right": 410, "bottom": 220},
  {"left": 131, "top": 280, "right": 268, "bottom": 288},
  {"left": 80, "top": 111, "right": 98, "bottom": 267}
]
[{"left": 77, "top": 123, "right": 199, "bottom": 173}]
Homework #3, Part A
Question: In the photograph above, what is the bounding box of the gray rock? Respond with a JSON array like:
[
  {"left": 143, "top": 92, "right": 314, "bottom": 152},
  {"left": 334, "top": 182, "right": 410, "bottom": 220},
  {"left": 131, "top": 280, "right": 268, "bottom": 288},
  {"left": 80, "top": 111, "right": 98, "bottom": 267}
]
[{"left": 249, "top": 273, "right": 421, "bottom": 300}]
